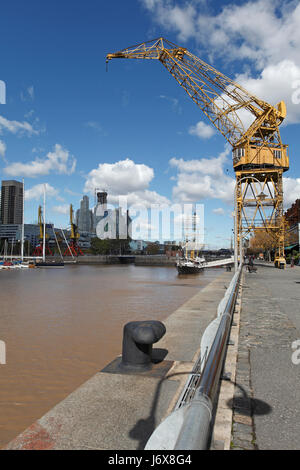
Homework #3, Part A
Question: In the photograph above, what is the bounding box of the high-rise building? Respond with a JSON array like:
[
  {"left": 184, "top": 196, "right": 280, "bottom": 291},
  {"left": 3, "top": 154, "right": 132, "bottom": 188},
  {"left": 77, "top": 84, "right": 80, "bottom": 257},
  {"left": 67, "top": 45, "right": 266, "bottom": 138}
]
[
  {"left": 0, "top": 180, "right": 23, "bottom": 225},
  {"left": 94, "top": 191, "right": 132, "bottom": 240},
  {"left": 76, "top": 195, "right": 93, "bottom": 233}
]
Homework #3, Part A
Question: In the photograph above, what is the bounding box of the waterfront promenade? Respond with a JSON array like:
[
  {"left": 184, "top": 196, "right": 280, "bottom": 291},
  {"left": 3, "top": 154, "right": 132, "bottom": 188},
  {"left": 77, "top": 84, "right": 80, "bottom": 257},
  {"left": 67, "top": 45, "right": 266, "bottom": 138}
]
[
  {"left": 230, "top": 263, "right": 300, "bottom": 450},
  {"left": 4, "top": 264, "right": 300, "bottom": 450}
]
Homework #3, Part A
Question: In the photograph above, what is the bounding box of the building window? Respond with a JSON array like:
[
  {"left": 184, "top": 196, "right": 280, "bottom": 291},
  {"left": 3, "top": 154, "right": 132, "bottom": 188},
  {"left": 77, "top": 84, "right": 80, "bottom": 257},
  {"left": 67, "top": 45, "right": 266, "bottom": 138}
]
[
  {"left": 232, "top": 148, "right": 245, "bottom": 160},
  {"left": 274, "top": 149, "right": 282, "bottom": 159}
]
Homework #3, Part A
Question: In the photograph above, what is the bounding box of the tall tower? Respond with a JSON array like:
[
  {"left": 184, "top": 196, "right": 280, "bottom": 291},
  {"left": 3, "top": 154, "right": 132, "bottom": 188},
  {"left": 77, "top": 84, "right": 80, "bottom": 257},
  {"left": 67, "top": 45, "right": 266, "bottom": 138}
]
[
  {"left": 96, "top": 191, "right": 108, "bottom": 208},
  {"left": 76, "top": 195, "right": 93, "bottom": 233},
  {"left": 0, "top": 180, "right": 23, "bottom": 224}
]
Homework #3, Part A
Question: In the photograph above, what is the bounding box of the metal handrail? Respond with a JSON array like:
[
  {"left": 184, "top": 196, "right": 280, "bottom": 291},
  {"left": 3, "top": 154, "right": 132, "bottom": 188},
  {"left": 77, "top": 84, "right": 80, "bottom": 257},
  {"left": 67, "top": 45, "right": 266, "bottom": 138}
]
[{"left": 174, "top": 265, "right": 243, "bottom": 450}]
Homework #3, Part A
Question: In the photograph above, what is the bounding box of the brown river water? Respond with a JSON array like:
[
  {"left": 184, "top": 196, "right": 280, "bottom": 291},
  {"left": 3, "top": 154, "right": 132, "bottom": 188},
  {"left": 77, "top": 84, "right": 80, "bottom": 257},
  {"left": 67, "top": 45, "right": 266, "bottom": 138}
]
[{"left": 0, "top": 264, "right": 220, "bottom": 447}]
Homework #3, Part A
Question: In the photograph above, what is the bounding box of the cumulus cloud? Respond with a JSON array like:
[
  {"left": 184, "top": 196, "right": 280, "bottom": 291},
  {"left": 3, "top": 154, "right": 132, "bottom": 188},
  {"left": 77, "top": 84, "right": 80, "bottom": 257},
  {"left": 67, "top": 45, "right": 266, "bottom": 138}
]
[
  {"left": 84, "top": 158, "right": 170, "bottom": 208},
  {"left": 141, "top": 0, "right": 197, "bottom": 42},
  {"left": 109, "top": 189, "right": 170, "bottom": 208},
  {"left": 170, "top": 146, "right": 229, "bottom": 178},
  {"left": 141, "top": 0, "right": 300, "bottom": 123},
  {"left": 170, "top": 146, "right": 235, "bottom": 203},
  {"left": 4, "top": 144, "right": 77, "bottom": 178},
  {"left": 236, "top": 61, "right": 300, "bottom": 125},
  {"left": 188, "top": 121, "right": 216, "bottom": 139},
  {"left": 283, "top": 177, "right": 300, "bottom": 208},
  {"left": 25, "top": 183, "right": 59, "bottom": 201},
  {"left": 84, "top": 158, "right": 153, "bottom": 194}
]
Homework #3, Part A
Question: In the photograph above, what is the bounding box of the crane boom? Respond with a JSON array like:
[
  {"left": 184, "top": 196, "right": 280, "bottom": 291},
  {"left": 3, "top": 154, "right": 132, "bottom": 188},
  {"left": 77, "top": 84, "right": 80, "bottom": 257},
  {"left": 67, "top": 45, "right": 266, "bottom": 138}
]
[{"left": 107, "top": 37, "right": 286, "bottom": 150}]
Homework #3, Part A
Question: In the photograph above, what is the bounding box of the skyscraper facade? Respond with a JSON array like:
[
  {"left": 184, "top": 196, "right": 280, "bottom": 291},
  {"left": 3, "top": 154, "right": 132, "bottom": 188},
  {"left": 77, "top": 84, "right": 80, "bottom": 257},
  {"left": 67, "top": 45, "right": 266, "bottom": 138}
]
[
  {"left": 0, "top": 180, "right": 23, "bottom": 225},
  {"left": 76, "top": 195, "right": 93, "bottom": 233}
]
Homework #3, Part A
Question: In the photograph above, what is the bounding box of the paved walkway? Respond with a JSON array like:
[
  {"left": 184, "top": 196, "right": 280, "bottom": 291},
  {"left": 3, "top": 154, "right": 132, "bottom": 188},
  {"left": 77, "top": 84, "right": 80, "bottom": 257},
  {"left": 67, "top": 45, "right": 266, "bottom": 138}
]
[{"left": 231, "top": 264, "right": 300, "bottom": 450}]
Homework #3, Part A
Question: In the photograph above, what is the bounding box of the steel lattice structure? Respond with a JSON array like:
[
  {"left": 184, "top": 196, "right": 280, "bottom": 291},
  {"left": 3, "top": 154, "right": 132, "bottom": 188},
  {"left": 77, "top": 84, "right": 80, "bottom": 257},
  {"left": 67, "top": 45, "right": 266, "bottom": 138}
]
[{"left": 106, "top": 38, "right": 289, "bottom": 266}]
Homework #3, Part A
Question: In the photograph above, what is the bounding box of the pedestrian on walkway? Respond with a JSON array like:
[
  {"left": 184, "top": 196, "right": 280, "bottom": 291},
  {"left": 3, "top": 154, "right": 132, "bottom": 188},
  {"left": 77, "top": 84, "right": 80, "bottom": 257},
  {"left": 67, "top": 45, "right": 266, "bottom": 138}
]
[{"left": 291, "top": 256, "right": 295, "bottom": 268}]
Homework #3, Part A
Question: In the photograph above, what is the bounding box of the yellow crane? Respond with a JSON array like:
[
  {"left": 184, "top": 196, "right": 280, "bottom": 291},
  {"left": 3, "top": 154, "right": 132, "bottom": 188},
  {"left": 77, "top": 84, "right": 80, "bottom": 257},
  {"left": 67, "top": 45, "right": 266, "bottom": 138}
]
[
  {"left": 106, "top": 38, "right": 289, "bottom": 267},
  {"left": 33, "top": 205, "right": 53, "bottom": 256},
  {"left": 63, "top": 204, "right": 83, "bottom": 256}
]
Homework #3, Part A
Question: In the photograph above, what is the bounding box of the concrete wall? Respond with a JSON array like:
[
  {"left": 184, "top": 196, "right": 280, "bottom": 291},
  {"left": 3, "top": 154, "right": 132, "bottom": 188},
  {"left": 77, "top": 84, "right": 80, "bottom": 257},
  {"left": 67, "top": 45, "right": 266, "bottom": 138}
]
[
  {"left": 134, "top": 255, "right": 177, "bottom": 266},
  {"left": 73, "top": 255, "right": 177, "bottom": 266}
]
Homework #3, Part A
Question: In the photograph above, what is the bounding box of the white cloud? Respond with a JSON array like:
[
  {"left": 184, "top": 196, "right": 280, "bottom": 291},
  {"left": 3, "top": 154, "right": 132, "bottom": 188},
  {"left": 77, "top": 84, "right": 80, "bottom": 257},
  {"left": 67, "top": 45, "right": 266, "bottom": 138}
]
[
  {"left": 170, "top": 146, "right": 229, "bottom": 178},
  {"left": 188, "top": 121, "right": 216, "bottom": 139},
  {"left": 283, "top": 177, "right": 300, "bottom": 208},
  {"left": 170, "top": 146, "right": 235, "bottom": 203},
  {"left": 25, "top": 183, "right": 59, "bottom": 201},
  {"left": 0, "top": 115, "right": 39, "bottom": 136},
  {"left": 0, "top": 140, "right": 6, "bottom": 158},
  {"left": 85, "top": 158, "right": 170, "bottom": 208},
  {"left": 236, "top": 61, "right": 300, "bottom": 124},
  {"left": 109, "top": 189, "right": 170, "bottom": 208},
  {"left": 4, "top": 144, "right": 77, "bottom": 178},
  {"left": 141, "top": 0, "right": 197, "bottom": 42},
  {"left": 141, "top": 0, "right": 300, "bottom": 124},
  {"left": 84, "top": 158, "right": 154, "bottom": 195}
]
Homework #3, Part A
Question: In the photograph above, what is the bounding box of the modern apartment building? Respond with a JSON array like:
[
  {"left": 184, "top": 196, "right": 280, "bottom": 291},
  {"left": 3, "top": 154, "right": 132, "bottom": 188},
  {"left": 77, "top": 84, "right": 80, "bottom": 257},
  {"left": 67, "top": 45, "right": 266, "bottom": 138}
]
[
  {"left": 0, "top": 180, "right": 23, "bottom": 225},
  {"left": 76, "top": 195, "right": 94, "bottom": 233}
]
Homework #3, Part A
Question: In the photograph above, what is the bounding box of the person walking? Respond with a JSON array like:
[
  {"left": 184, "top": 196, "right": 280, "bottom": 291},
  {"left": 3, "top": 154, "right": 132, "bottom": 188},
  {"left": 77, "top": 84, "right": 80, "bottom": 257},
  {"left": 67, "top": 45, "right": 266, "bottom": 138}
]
[{"left": 291, "top": 256, "right": 295, "bottom": 268}]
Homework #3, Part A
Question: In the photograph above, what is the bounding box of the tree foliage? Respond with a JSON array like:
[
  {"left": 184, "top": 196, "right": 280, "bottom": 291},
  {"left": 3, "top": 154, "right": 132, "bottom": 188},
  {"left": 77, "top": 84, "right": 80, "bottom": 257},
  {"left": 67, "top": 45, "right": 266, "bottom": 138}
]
[
  {"left": 90, "top": 237, "right": 131, "bottom": 255},
  {"left": 249, "top": 217, "right": 298, "bottom": 254}
]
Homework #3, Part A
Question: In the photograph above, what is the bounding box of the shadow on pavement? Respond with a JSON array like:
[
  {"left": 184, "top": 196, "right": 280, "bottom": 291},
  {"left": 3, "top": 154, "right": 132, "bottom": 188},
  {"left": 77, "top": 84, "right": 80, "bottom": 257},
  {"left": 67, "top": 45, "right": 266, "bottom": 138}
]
[{"left": 226, "top": 383, "right": 272, "bottom": 416}]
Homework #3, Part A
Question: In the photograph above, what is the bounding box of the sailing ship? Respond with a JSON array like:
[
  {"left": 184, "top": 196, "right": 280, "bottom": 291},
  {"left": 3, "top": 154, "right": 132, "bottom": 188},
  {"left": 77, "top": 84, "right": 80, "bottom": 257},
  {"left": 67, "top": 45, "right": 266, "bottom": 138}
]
[
  {"left": 176, "top": 250, "right": 206, "bottom": 274},
  {"left": 36, "top": 186, "right": 65, "bottom": 268},
  {"left": 176, "top": 211, "right": 206, "bottom": 274}
]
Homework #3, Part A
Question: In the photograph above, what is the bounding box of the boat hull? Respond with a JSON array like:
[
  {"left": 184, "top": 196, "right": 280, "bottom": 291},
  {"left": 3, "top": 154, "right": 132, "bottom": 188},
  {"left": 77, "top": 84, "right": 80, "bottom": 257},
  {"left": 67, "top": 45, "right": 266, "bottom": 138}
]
[
  {"left": 36, "top": 262, "right": 65, "bottom": 268},
  {"left": 177, "top": 265, "right": 204, "bottom": 274}
]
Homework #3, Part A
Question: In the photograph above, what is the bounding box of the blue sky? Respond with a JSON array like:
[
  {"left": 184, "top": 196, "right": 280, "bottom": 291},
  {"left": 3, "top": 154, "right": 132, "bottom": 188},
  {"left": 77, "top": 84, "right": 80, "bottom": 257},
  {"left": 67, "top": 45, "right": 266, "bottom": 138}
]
[{"left": 0, "top": 0, "right": 300, "bottom": 248}]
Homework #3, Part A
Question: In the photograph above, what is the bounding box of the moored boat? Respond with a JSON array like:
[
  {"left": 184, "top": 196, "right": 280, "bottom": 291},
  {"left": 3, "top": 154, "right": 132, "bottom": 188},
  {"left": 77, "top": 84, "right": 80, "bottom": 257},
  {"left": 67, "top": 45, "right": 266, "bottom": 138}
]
[
  {"left": 36, "top": 261, "right": 65, "bottom": 268},
  {"left": 176, "top": 256, "right": 206, "bottom": 274}
]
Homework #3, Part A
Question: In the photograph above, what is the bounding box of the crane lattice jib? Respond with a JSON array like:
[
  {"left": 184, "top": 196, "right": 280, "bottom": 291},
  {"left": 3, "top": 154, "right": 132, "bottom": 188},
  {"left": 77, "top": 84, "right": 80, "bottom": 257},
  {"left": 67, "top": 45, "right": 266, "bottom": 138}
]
[
  {"left": 106, "top": 37, "right": 286, "bottom": 148},
  {"left": 38, "top": 205, "right": 49, "bottom": 240},
  {"left": 70, "top": 204, "right": 80, "bottom": 240}
]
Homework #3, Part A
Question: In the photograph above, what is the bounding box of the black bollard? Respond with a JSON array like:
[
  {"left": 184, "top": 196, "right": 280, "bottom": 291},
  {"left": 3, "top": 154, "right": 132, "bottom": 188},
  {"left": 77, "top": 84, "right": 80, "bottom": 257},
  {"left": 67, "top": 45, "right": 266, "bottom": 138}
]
[{"left": 121, "top": 320, "right": 166, "bottom": 371}]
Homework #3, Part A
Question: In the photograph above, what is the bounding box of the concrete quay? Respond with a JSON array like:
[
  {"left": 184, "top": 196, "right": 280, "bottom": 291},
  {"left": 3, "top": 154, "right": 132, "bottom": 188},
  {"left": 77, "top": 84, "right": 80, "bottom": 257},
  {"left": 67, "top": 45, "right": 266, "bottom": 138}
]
[
  {"left": 230, "top": 264, "right": 300, "bottom": 450},
  {"left": 74, "top": 254, "right": 176, "bottom": 266},
  {"left": 4, "top": 269, "right": 233, "bottom": 450}
]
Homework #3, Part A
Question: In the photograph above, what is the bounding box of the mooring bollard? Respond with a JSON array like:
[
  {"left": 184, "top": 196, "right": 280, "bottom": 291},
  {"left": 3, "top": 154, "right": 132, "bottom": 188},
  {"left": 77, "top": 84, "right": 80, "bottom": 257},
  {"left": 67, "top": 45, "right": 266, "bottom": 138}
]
[{"left": 121, "top": 320, "right": 166, "bottom": 371}]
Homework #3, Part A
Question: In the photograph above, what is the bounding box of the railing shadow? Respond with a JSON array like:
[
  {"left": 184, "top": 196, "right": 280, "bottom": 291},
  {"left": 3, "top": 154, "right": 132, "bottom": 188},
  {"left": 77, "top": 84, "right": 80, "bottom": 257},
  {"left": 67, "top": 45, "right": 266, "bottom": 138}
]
[{"left": 128, "top": 362, "right": 192, "bottom": 450}]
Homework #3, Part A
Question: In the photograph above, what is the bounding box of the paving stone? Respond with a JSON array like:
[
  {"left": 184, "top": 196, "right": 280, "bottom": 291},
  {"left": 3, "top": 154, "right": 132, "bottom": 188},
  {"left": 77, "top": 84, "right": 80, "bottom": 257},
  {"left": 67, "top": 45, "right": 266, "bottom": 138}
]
[{"left": 233, "top": 414, "right": 252, "bottom": 426}]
